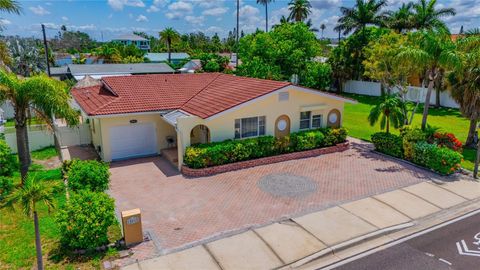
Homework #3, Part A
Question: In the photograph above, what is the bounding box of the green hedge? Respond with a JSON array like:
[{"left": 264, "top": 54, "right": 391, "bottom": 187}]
[
  {"left": 371, "top": 132, "right": 403, "bottom": 158},
  {"left": 184, "top": 127, "right": 348, "bottom": 169},
  {"left": 412, "top": 142, "right": 462, "bottom": 175},
  {"left": 0, "top": 140, "right": 16, "bottom": 177},
  {"left": 65, "top": 160, "right": 111, "bottom": 192}
]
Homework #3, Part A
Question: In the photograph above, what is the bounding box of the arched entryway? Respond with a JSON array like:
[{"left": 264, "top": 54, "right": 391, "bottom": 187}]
[
  {"left": 327, "top": 109, "right": 341, "bottom": 128},
  {"left": 275, "top": 115, "right": 291, "bottom": 138},
  {"left": 190, "top": 125, "right": 210, "bottom": 145}
]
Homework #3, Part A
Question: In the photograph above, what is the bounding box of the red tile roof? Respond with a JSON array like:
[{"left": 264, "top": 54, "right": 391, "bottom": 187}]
[{"left": 71, "top": 73, "right": 352, "bottom": 119}]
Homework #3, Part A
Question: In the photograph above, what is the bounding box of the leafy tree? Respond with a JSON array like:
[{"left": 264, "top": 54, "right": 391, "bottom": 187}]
[
  {"left": 0, "top": 71, "right": 79, "bottom": 181},
  {"left": 288, "top": 0, "right": 311, "bottom": 22},
  {"left": 56, "top": 190, "right": 116, "bottom": 250},
  {"left": 51, "top": 30, "right": 97, "bottom": 53},
  {"left": 397, "top": 30, "right": 458, "bottom": 130},
  {"left": 236, "top": 56, "right": 282, "bottom": 80},
  {"left": 238, "top": 22, "right": 318, "bottom": 80},
  {"left": 334, "top": 0, "right": 389, "bottom": 35},
  {"left": 368, "top": 94, "right": 406, "bottom": 133},
  {"left": 299, "top": 62, "right": 332, "bottom": 90},
  {"left": 159, "top": 27, "right": 180, "bottom": 63},
  {"left": 0, "top": 139, "right": 16, "bottom": 176},
  {"left": 1, "top": 176, "right": 58, "bottom": 270},
  {"left": 385, "top": 2, "right": 415, "bottom": 33},
  {"left": 257, "top": 0, "right": 274, "bottom": 32},
  {"left": 411, "top": 0, "right": 456, "bottom": 32},
  {"left": 446, "top": 35, "right": 480, "bottom": 147},
  {"left": 197, "top": 53, "right": 229, "bottom": 73},
  {"left": 4, "top": 37, "right": 46, "bottom": 77}
]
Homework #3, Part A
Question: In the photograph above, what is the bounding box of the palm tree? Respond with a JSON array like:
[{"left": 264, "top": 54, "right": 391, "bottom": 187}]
[
  {"left": 257, "top": 0, "right": 274, "bottom": 32},
  {"left": 334, "top": 0, "right": 389, "bottom": 35},
  {"left": 0, "top": 0, "right": 20, "bottom": 14},
  {"left": 447, "top": 35, "right": 480, "bottom": 147},
  {"left": 287, "top": 0, "right": 311, "bottom": 22},
  {"left": 385, "top": 2, "right": 414, "bottom": 33},
  {"left": 320, "top": 24, "right": 326, "bottom": 39},
  {"left": 368, "top": 94, "right": 406, "bottom": 133},
  {"left": 159, "top": 28, "right": 180, "bottom": 63},
  {"left": 305, "top": 19, "right": 318, "bottom": 32},
  {"left": 1, "top": 176, "right": 58, "bottom": 270},
  {"left": 411, "top": 0, "right": 456, "bottom": 32},
  {"left": 0, "top": 71, "right": 79, "bottom": 181},
  {"left": 397, "top": 30, "right": 458, "bottom": 130}
]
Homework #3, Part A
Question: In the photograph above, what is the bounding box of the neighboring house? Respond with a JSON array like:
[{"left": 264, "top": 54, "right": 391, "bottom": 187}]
[
  {"left": 146, "top": 53, "right": 190, "bottom": 65},
  {"left": 113, "top": 34, "right": 150, "bottom": 51},
  {"left": 50, "top": 63, "right": 175, "bottom": 81},
  {"left": 71, "top": 73, "right": 355, "bottom": 169},
  {"left": 178, "top": 59, "right": 202, "bottom": 73}
]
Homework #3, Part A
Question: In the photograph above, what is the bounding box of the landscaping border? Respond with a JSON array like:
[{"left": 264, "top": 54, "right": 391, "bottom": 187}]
[{"left": 181, "top": 141, "right": 350, "bottom": 177}]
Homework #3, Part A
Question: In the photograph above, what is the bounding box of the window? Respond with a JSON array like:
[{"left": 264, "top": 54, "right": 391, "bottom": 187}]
[
  {"left": 300, "top": 111, "right": 323, "bottom": 129},
  {"left": 300, "top": 111, "right": 311, "bottom": 129},
  {"left": 234, "top": 116, "right": 266, "bottom": 139}
]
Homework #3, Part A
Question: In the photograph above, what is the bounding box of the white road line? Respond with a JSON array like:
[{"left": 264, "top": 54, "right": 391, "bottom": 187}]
[{"left": 438, "top": 258, "right": 452, "bottom": 265}]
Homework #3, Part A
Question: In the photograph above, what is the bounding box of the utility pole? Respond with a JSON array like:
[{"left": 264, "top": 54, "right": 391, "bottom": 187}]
[
  {"left": 41, "top": 24, "right": 51, "bottom": 77},
  {"left": 236, "top": 0, "right": 239, "bottom": 68}
]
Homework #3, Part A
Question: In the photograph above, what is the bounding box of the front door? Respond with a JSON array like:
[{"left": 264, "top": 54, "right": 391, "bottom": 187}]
[{"left": 275, "top": 115, "right": 291, "bottom": 138}]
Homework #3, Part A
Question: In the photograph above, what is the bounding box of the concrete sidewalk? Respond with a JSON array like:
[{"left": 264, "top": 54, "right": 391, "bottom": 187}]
[{"left": 121, "top": 179, "right": 480, "bottom": 270}]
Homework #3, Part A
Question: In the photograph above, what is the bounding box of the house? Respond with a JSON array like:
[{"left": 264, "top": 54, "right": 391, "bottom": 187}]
[
  {"left": 70, "top": 73, "right": 355, "bottom": 169},
  {"left": 113, "top": 34, "right": 150, "bottom": 51},
  {"left": 50, "top": 63, "right": 175, "bottom": 81},
  {"left": 178, "top": 59, "right": 202, "bottom": 73},
  {"left": 146, "top": 53, "right": 190, "bottom": 65}
]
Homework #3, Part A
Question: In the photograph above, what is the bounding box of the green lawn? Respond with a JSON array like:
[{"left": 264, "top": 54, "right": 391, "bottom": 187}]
[
  {"left": 31, "top": 146, "right": 59, "bottom": 161},
  {"left": 342, "top": 93, "right": 476, "bottom": 171},
  {"left": 0, "top": 166, "right": 122, "bottom": 270},
  {"left": 4, "top": 118, "right": 45, "bottom": 127}
]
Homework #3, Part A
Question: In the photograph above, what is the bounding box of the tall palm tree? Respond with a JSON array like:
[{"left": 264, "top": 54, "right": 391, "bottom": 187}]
[
  {"left": 257, "top": 0, "right": 274, "bottom": 32},
  {"left": 0, "top": 0, "right": 20, "bottom": 13},
  {"left": 1, "top": 176, "right": 58, "bottom": 270},
  {"left": 385, "top": 2, "right": 414, "bottom": 33},
  {"left": 447, "top": 35, "right": 480, "bottom": 147},
  {"left": 368, "top": 94, "right": 406, "bottom": 133},
  {"left": 397, "top": 30, "right": 459, "bottom": 130},
  {"left": 411, "top": 0, "right": 456, "bottom": 32},
  {"left": 287, "top": 0, "right": 311, "bottom": 22},
  {"left": 320, "top": 23, "right": 326, "bottom": 39},
  {"left": 0, "top": 71, "right": 79, "bottom": 181},
  {"left": 159, "top": 28, "right": 180, "bottom": 63},
  {"left": 334, "top": 0, "right": 389, "bottom": 35}
]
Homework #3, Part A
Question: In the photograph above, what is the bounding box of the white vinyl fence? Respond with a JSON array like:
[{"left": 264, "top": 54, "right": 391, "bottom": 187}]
[
  {"left": 343, "top": 80, "right": 460, "bottom": 109},
  {"left": 1, "top": 102, "right": 15, "bottom": 119},
  {"left": 3, "top": 123, "right": 92, "bottom": 153}
]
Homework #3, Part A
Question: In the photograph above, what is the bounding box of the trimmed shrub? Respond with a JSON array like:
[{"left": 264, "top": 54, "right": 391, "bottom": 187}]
[
  {"left": 412, "top": 141, "right": 462, "bottom": 175},
  {"left": 371, "top": 132, "right": 403, "bottom": 158},
  {"left": 0, "top": 140, "right": 16, "bottom": 176},
  {"left": 400, "top": 126, "right": 426, "bottom": 161},
  {"left": 67, "top": 160, "right": 110, "bottom": 192},
  {"left": 0, "top": 176, "right": 13, "bottom": 201},
  {"left": 184, "top": 128, "right": 348, "bottom": 169},
  {"left": 56, "top": 190, "right": 116, "bottom": 250},
  {"left": 433, "top": 132, "right": 463, "bottom": 152}
]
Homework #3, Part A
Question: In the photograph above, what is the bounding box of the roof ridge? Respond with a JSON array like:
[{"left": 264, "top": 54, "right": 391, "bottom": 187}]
[{"left": 179, "top": 73, "right": 223, "bottom": 108}]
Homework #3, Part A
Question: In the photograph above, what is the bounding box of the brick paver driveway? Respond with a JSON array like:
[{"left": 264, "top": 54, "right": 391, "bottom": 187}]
[{"left": 109, "top": 139, "right": 452, "bottom": 263}]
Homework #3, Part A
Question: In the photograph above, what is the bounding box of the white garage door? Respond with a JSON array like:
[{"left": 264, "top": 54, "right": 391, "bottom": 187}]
[{"left": 109, "top": 123, "right": 158, "bottom": 160}]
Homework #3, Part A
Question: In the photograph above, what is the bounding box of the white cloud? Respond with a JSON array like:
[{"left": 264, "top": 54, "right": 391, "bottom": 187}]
[
  {"left": 146, "top": 5, "right": 160, "bottom": 12},
  {"left": 185, "top": 15, "right": 204, "bottom": 25},
  {"left": 0, "top": 19, "right": 11, "bottom": 25},
  {"left": 108, "top": 0, "right": 145, "bottom": 11},
  {"left": 61, "top": 16, "right": 69, "bottom": 21},
  {"left": 136, "top": 14, "right": 148, "bottom": 22},
  {"left": 310, "top": 0, "right": 341, "bottom": 10},
  {"left": 236, "top": 5, "right": 262, "bottom": 32},
  {"left": 165, "top": 12, "right": 183, "bottom": 19},
  {"left": 70, "top": 24, "right": 97, "bottom": 31},
  {"left": 29, "top": 5, "right": 50, "bottom": 15},
  {"left": 168, "top": 1, "right": 193, "bottom": 12},
  {"left": 202, "top": 7, "right": 228, "bottom": 16},
  {"left": 204, "top": 26, "right": 225, "bottom": 35}
]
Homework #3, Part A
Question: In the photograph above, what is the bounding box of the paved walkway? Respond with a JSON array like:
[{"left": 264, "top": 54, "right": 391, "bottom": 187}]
[
  {"left": 122, "top": 179, "right": 480, "bottom": 270},
  {"left": 109, "top": 139, "right": 466, "bottom": 266}
]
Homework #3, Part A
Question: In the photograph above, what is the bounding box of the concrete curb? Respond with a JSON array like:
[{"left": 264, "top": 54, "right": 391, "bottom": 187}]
[{"left": 277, "top": 222, "right": 414, "bottom": 270}]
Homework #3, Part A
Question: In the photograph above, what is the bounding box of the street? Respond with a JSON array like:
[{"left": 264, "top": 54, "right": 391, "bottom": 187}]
[{"left": 334, "top": 212, "right": 480, "bottom": 270}]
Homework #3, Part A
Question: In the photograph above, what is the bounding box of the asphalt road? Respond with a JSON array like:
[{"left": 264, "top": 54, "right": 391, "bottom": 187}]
[{"left": 334, "top": 212, "right": 480, "bottom": 270}]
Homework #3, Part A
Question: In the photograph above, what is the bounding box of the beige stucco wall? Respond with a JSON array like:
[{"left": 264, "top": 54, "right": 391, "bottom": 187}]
[
  {"left": 96, "top": 113, "right": 176, "bottom": 162},
  {"left": 176, "top": 87, "right": 346, "bottom": 168}
]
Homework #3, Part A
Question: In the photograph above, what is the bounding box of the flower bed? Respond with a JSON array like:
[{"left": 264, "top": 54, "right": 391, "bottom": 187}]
[
  {"left": 182, "top": 141, "right": 350, "bottom": 177},
  {"left": 371, "top": 127, "right": 463, "bottom": 175}
]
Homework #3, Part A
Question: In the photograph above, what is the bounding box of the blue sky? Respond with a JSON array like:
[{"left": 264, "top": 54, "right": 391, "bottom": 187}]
[{"left": 2, "top": 0, "right": 479, "bottom": 41}]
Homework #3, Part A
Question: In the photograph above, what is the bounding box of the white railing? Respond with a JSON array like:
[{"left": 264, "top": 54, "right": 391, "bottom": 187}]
[{"left": 343, "top": 80, "right": 460, "bottom": 109}]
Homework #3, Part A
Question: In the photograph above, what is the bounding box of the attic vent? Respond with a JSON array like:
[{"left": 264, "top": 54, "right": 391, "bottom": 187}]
[{"left": 279, "top": 92, "right": 289, "bottom": 102}]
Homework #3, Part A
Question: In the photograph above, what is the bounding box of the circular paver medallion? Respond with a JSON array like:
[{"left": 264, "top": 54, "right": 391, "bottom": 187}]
[{"left": 257, "top": 173, "right": 318, "bottom": 198}]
